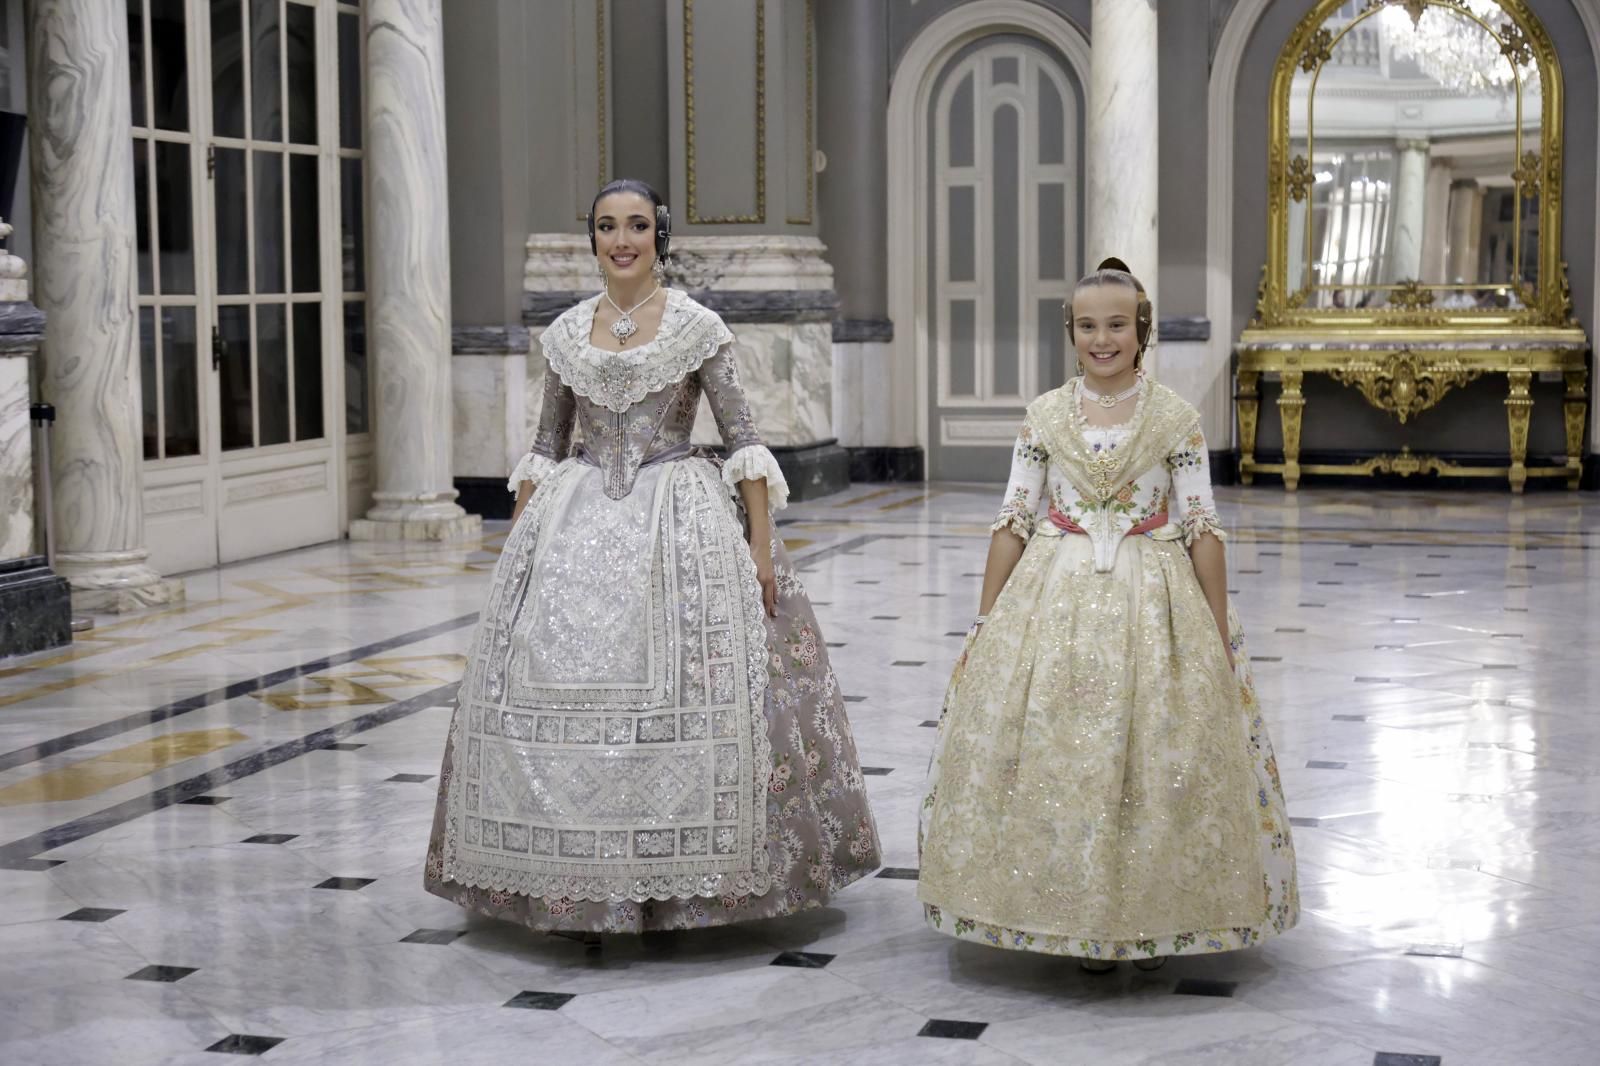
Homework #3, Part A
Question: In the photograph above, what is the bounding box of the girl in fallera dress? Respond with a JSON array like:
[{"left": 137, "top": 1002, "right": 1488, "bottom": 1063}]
[
  {"left": 424, "top": 179, "right": 880, "bottom": 935},
  {"left": 917, "top": 258, "right": 1298, "bottom": 971}
]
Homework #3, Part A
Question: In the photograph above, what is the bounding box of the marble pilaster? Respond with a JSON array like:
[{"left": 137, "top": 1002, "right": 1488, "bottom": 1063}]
[
  {"left": 1390, "top": 139, "right": 1430, "bottom": 282},
  {"left": 1087, "top": 0, "right": 1159, "bottom": 311},
  {"left": 1448, "top": 180, "right": 1485, "bottom": 285},
  {"left": 24, "top": 1, "right": 181, "bottom": 613},
  {"left": 351, "top": 0, "right": 479, "bottom": 543}
]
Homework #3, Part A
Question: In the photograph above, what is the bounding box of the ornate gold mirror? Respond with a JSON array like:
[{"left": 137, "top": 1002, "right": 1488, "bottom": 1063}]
[{"left": 1262, "top": 0, "right": 1570, "bottom": 329}]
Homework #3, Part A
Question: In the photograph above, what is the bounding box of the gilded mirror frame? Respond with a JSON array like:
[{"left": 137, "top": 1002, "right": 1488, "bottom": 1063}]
[{"left": 1259, "top": 0, "right": 1571, "bottom": 332}]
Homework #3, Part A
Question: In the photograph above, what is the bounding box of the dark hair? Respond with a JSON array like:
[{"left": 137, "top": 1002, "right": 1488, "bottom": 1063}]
[
  {"left": 587, "top": 178, "right": 672, "bottom": 263},
  {"left": 1065, "top": 256, "right": 1154, "bottom": 357}
]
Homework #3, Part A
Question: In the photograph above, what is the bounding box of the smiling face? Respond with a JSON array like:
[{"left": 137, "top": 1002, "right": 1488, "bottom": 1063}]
[
  {"left": 592, "top": 191, "right": 659, "bottom": 283},
  {"left": 1070, "top": 282, "right": 1142, "bottom": 389}
]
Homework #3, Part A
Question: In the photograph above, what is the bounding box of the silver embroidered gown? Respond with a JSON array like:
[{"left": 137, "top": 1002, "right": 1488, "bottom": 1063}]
[{"left": 424, "top": 289, "right": 881, "bottom": 932}]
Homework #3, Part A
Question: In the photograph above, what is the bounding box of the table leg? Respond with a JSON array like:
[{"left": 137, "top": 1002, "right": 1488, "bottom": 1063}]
[
  {"left": 1278, "top": 369, "right": 1305, "bottom": 491},
  {"left": 1237, "top": 369, "right": 1260, "bottom": 486},
  {"left": 1505, "top": 369, "right": 1533, "bottom": 494},
  {"left": 1564, "top": 367, "right": 1588, "bottom": 490}
]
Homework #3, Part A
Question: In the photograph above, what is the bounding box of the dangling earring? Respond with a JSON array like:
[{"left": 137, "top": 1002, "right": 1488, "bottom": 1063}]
[{"left": 652, "top": 258, "right": 667, "bottom": 282}]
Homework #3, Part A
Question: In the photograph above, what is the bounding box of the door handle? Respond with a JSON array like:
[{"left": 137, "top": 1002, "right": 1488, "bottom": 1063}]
[{"left": 212, "top": 325, "right": 228, "bottom": 371}]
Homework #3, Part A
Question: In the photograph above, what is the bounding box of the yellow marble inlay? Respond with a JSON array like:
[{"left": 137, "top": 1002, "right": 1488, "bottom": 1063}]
[
  {"left": 0, "top": 728, "right": 249, "bottom": 806},
  {"left": 255, "top": 654, "right": 466, "bottom": 711}
]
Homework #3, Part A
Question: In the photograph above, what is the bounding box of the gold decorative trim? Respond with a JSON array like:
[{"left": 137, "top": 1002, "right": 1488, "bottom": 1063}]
[
  {"left": 684, "top": 0, "right": 767, "bottom": 225},
  {"left": 1388, "top": 280, "right": 1436, "bottom": 311},
  {"left": 1325, "top": 349, "right": 1485, "bottom": 423},
  {"left": 1287, "top": 155, "right": 1314, "bottom": 202},
  {"left": 1512, "top": 149, "right": 1541, "bottom": 195},
  {"left": 785, "top": 0, "right": 815, "bottom": 226},
  {"left": 598, "top": 0, "right": 609, "bottom": 184},
  {"left": 1299, "top": 28, "right": 1333, "bottom": 72},
  {"left": 1260, "top": 0, "right": 1568, "bottom": 330}
]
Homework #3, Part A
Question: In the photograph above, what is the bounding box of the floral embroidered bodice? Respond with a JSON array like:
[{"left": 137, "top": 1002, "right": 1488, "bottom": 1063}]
[
  {"left": 993, "top": 378, "right": 1225, "bottom": 571},
  {"left": 513, "top": 289, "right": 786, "bottom": 505}
]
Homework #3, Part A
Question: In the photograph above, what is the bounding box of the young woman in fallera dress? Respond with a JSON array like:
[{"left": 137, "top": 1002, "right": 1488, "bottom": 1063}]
[
  {"left": 917, "top": 258, "right": 1299, "bottom": 971},
  {"left": 423, "top": 179, "right": 880, "bottom": 936}
]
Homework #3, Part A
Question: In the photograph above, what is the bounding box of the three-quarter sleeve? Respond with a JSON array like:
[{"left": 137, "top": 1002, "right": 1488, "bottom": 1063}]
[
  {"left": 697, "top": 343, "right": 790, "bottom": 510},
  {"left": 506, "top": 366, "right": 576, "bottom": 493},
  {"left": 1168, "top": 423, "right": 1226, "bottom": 544},
  {"left": 992, "top": 414, "right": 1049, "bottom": 539}
]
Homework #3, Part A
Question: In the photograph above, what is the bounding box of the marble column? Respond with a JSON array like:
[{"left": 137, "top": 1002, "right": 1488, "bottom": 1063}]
[
  {"left": 1420, "top": 160, "right": 1452, "bottom": 283},
  {"left": 351, "top": 0, "right": 479, "bottom": 541},
  {"left": 25, "top": 0, "right": 181, "bottom": 612},
  {"left": 1448, "top": 179, "right": 1485, "bottom": 284},
  {"left": 1087, "top": 0, "right": 1159, "bottom": 312},
  {"left": 1389, "top": 139, "right": 1430, "bottom": 282},
  {"left": 816, "top": 0, "right": 913, "bottom": 480}
]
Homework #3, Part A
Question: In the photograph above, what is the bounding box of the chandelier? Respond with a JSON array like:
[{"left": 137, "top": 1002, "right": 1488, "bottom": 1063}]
[{"left": 1377, "top": 0, "right": 1538, "bottom": 96}]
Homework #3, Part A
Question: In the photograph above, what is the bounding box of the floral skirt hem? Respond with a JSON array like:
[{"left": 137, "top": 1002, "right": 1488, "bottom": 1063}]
[{"left": 921, "top": 902, "right": 1300, "bottom": 960}]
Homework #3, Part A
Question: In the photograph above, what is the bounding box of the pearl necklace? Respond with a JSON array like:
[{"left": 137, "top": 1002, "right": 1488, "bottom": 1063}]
[
  {"left": 603, "top": 284, "right": 660, "bottom": 343},
  {"left": 1080, "top": 374, "right": 1143, "bottom": 409}
]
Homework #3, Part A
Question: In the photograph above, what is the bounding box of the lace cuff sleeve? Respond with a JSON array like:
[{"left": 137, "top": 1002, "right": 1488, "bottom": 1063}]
[
  {"left": 722, "top": 444, "right": 790, "bottom": 511},
  {"left": 506, "top": 452, "right": 559, "bottom": 494},
  {"left": 991, "top": 417, "right": 1048, "bottom": 538},
  {"left": 1169, "top": 424, "right": 1227, "bottom": 545}
]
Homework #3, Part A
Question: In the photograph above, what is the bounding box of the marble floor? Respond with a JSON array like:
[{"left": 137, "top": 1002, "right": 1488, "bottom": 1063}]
[{"left": 1, "top": 483, "right": 1597, "bottom": 1065}]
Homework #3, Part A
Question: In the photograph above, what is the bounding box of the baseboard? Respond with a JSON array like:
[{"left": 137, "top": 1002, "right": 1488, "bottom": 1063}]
[
  {"left": 848, "top": 446, "right": 925, "bottom": 483},
  {"left": 768, "top": 441, "right": 851, "bottom": 501},
  {"left": 454, "top": 477, "right": 515, "bottom": 521}
]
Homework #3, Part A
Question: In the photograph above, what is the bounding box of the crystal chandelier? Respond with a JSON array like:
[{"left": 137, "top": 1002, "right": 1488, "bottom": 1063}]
[{"left": 1378, "top": 0, "right": 1538, "bottom": 96}]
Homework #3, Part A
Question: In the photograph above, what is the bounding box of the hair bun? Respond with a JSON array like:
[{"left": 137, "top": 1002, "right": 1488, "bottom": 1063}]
[{"left": 1097, "top": 256, "right": 1132, "bottom": 273}]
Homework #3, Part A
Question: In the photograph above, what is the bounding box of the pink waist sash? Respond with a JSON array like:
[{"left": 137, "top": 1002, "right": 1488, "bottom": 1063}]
[{"left": 1047, "top": 506, "right": 1169, "bottom": 538}]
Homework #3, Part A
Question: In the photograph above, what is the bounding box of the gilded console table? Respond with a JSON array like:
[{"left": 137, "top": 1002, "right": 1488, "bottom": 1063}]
[{"left": 1234, "top": 337, "right": 1589, "bottom": 493}]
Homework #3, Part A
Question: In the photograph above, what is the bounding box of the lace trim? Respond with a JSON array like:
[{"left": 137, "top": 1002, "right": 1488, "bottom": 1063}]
[
  {"left": 721, "top": 444, "right": 790, "bottom": 511},
  {"left": 541, "top": 289, "right": 735, "bottom": 412},
  {"left": 990, "top": 505, "right": 1036, "bottom": 539},
  {"left": 1181, "top": 509, "right": 1228, "bottom": 547},
  {"left": 506, "top": 452, "right": 559, "bottom": 493}
]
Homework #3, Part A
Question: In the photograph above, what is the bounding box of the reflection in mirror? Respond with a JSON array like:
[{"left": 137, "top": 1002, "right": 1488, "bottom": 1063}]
[{"left": 1287, "top": 0, "right": 1539, "bottom": 310}]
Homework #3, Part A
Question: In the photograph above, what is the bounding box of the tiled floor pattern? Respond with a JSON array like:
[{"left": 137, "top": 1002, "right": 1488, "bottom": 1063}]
[{"left": 1, "top": 485, "right": 1598, "bottom": 1064}]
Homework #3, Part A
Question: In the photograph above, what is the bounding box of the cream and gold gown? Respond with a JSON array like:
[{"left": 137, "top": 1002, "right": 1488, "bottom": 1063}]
[{"left": 918, "top": 378, "right": 1298, "bottom": 960}]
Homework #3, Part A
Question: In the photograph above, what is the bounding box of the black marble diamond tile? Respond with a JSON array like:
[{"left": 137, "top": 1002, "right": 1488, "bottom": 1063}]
[
  {"left": 1276, "top": 627, "right": 1305, "bottom": 633},
  {"left": 900, "top": 562, "right": 924, "bottom": 567},
  {"left": 1482, "top": 663, "right": 1517, "bottom": 671},
  {"left": 1415, "top": 573, "right": 1442, "bottom": 578},
  {"left": 1405, "top": 943, "right": 1463, "bottom": 958},
  {"left": 1491, "top": 633, "right": 1523, "bottom": 639},
  {"left": 877, "top": 867, "right": 919, "bottom": 880},
  {"left": 919, "top": 720, "right": 939, "bottom": 728},
  {"left": 314, "top": 877, "right": 375, "bottom": 891},
  {"left": 855, "top": 580, "right": 881, "bottom": 585},
  {"left": 1259, "top": 551, "right": 1282, "bottom": 556},
  {"left": 60, "top": 908, "right": 124, "bottom": 922},
  {"left": 205, "top": 1034, "right": 285, "bottom": 1055},
  {"left": 1306, "top": 760, "right": 1347, "bottom": 770},
  {"left": 843, "top": 696, "right": 867, "bottom": 703},
  {"left": 1298, "top": 603, "right": 1326, "bottom": 608},
  {"left": 1173, "top": 978, "right": 1236, "bottom": 997},
  {"left": 871, "top": 615, "right": 900, "bottom": 621},
  {"left": 1335, "top": 561, "right": 1360, "bottom": 567},
  {"left": 126, "top": 964, "right": 197, "bottom": 982},
  {"left": 1316, "top": 581, "right": 1343, "bottom": 586},
  {"left": 1511, "top": 564, "right": 1537, "bottom": 570},
  {"left": 1238, "top": 569, "right": 1263, "bottom": 574},
  {"left": 1288, "top": 817, "right": 1321, "bottom": 828},
  {"left": 1353, "top": 677, "right": 1390, "bottom": 684},
  {"left": 811, "top": 601, "right": 831, "bottom": 606},
  {"left": 1251, "top": 656, "right": 1282, "bottom": 663},
  {"left": 180, "top": 795, "right": 229, "bottom": 805},
  {"left": 504, "top": 991, "right": 576, "bottom": 1010},
  {"left": 1349, "top": 543, "right": 1373, "bottom": 549},
  {"left": 893, "top": 661, "right": 925, "bottom": 667},
  {"left": 324, "top": 742, "right": 367, "bottom": 751},
  {"left": 962, "top": 571, "right": 984, "bottom": 577},
  {"left": 771, "top": 950, "right": 835, "bottom": 969},
  {"left": 946, "top": 631, "right": 969, "bottom": 637},
  {"left": 919, "top": 1019, "right": 988, "bottom": 1040},
  {"left": 920, "top": 592, "right": 946, "bottom": 596},
  {"left": 826, "top": 642, "right": 846, "bottom": 648},
  {"left": 386, "top": 773, "right": 434, "bottom": 783},
  {"left": 401, "top": 928, "right": 467, "bottom": 945},
  {"left": 1373, "top": 1055, "right": 1442, "bottom": 1066},
  {"left": 1333, "top": 714, "right": 1369, "bottom": 722},
  {"left": 1426, "top": 553, "right": 1451, "bottom": 559},
  {"left": 242, "top": 834, "right": 298, "bottom": 845},
  {"left": 861, "top": 767, "right": 894, "bottom": 776},
  {"left": 1505, "top": 607, "right": 1529, "bottom": 613}
]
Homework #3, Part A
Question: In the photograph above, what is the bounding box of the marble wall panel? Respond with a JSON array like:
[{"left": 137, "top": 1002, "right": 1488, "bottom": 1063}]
[
  {"left": 832, "top": 342, "right": 864, "bottom": 447},
  {"left": 452, "top": 354, "right": 528, "bottom": 479},
  {"left": 0, "top": 355, "right": 33, "bottom": 560}
]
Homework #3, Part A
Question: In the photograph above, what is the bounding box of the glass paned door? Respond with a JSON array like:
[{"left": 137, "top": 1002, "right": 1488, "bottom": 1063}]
[{"left": 136, "top": 0, "right": 351, "bottom": 573}]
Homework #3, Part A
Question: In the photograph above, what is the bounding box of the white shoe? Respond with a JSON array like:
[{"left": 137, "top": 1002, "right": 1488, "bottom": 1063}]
[
  {"left": 1132, "top": 956, "right": 1167, "bottom": 972},
  {"left": 1079, "top": 957, "right": 1117, "bottom": 974}
]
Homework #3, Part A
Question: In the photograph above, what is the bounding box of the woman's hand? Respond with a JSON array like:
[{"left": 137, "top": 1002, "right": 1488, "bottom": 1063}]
[{"left": 750, "top": 532, "right": 778, "bottom": 617}]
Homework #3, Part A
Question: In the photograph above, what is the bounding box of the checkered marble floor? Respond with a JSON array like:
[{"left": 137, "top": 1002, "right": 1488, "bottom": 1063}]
[{"left": 1, "top": 483, "right": 1597, "bottom": 1065}]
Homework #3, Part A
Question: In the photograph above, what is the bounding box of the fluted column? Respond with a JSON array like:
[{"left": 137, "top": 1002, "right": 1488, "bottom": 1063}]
[
  {"left": 25, "top": 0, "right": 180, "bottom": 612},
  {"left": 352, "top": 0, "right": 479, "bottom": 541},
  {"left": 1087, "top": 0, "right": 1159, "bottom": 309},
  {"left": 1389, "top": 139, "right": 1430, "bottom": 282}
]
